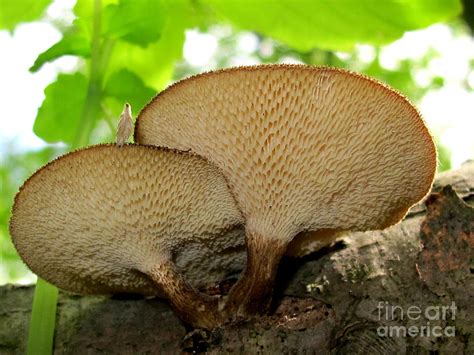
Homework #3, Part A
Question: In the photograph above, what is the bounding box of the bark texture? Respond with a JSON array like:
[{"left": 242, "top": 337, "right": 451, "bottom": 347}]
[{"left": 1, "top": 162, "right": 473, "bottom": 354}]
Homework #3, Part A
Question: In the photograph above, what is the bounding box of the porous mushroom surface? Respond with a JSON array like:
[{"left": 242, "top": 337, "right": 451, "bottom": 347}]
[
  {"left": 135, "top": 65, "right": 437, "bottom": 314},
  {"left": 10, "top": 144, "right": 244, "bottom": 328}
]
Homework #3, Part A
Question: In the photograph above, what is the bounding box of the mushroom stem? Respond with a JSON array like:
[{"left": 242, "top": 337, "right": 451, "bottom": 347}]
[
  {"left": 224, "top": 231, "right": 288, "bottom": 317},
  {"left": 148, "top": 260, "right": 222, "bottom": 329}
]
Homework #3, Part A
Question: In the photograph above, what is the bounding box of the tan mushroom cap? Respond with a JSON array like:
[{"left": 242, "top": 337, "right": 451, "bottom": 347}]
[
  {"left": 10, "top": 144, "right": 244, "bottom": 296},
  {"left": 136, "top": 65, "right": 437, "bottom": 240}
]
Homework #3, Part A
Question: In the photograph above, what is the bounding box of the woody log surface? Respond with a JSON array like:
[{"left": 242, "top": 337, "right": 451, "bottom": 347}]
[{"left": 1, "top": 161, "right": 473, "bottom": 354}]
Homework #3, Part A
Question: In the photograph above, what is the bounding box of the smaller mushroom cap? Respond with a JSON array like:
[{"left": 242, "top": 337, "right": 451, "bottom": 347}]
[{"left": 10, "top": 144, "right": 245, "bottom": 295}]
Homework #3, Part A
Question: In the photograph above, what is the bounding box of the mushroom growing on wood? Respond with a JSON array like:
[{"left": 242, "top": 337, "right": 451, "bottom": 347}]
[
  {"left": 135, "top": 65, "right": 437, "bottom": 316},
  {"left": 10, "top": 144, "right": 245, "bottom": 329}
]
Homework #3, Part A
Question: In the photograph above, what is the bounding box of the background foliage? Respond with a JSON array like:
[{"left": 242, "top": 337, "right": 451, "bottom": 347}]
[{"left": 0, "top": 0, "right": 470, "bottom": 284}]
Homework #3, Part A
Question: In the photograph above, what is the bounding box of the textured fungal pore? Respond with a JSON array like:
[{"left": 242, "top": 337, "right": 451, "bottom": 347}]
[
  {"left": 10, "top": 145, "right": 244, "bottom": 296},
  {"left": 137, "top": 66, "right": 437, "bottom": 241}
]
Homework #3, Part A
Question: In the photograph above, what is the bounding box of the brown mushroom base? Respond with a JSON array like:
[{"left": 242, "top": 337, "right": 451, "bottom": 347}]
[
  {"left": 148, "top": 261, "right": 222, "bottom": 329},
  {"left": 223, "top": 231, "right": 288, "bottom": 318}
]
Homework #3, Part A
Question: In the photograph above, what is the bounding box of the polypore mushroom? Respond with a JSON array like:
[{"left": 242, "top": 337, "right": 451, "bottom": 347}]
[
  {"left": 10, "top": 144, "right": 245, "bottom": 329},
  {"left": 135, "top": 65, "right": 437, "bottom": 316}
]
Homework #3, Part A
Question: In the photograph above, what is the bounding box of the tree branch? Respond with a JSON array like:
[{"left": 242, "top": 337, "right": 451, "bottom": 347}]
[{"left": 1, "top": 162, "right": 473, "bottom": 354}]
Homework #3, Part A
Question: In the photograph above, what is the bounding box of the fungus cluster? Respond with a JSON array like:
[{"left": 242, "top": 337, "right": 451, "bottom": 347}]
[{"left": 10, "top": 65, "right": 436, "bottom": 329}]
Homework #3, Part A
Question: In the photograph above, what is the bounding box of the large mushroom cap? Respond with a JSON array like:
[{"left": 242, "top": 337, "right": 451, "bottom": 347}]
[
  {"left": 136, "top": 65, "right": 437, "bottom": 240},
  {"left": 10, "top": 144, "right": 244, "bottom": 295}
]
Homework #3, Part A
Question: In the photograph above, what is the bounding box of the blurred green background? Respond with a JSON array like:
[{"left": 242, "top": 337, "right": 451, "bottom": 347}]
[{"left": 1, "top": 0, "right": 473, "bottom": 285}]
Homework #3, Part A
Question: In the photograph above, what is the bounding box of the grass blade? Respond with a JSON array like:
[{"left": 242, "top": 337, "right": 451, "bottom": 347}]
[{"left": 27, "top": 278, "right": 58, "bottom": 355}]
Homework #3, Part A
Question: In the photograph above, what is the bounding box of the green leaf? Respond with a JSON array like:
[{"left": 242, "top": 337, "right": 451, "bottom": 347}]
[
  {"left": 34, "top": 73, "right": 88, "bottom": 144},
  {"left": 73, "top": 0, "right": 117, "bottom": 40},
  {"left": 102, "top": 0, "right": 166, "bottom": 47},
  {"left": 106, "top": 9, "right": 187, "bottom": 90},
  {"left": 0, "top": 0, "right": 52, "bottom": 31},
  {"left": 27, "top": 278, "right": 58, "bottom": 355},
  {"left": 104, "top": 69, "right": 156, "bottom": 110},
  {"left": 30, "top": 31, "right": 91, "bottom": 72},
  {"left": 203, "top": 0, "right": 462, "bottom": 51}
]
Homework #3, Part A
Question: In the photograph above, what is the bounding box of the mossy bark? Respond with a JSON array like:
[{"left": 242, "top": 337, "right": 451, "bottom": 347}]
[{"left": 1, "top": 162, "right": 473, "bottom": 354}]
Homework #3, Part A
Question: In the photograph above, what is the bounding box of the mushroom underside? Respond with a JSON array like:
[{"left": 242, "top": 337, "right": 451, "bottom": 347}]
[{"left": 135, "top": 65, "right": 437, "bottom": 320}]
